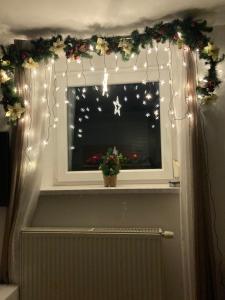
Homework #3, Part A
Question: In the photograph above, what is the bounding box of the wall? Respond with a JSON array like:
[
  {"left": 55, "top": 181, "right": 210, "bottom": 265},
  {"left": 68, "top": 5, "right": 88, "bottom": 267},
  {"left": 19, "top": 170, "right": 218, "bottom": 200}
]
[
  {"left": 32, "top": 191, "right": 183, "bottom": 300},
  {"left": 34, "top": 26, "right": 225, "bottom": 299},
  {"left": 0, "top": 21, "right": 223, "bottom": 299}
]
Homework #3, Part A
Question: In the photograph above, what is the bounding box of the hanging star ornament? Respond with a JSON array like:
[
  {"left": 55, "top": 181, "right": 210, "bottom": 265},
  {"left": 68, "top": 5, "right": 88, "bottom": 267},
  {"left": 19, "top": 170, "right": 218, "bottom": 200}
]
[{"left": 113, "top": 96, "right": 122, "bottom": 116}]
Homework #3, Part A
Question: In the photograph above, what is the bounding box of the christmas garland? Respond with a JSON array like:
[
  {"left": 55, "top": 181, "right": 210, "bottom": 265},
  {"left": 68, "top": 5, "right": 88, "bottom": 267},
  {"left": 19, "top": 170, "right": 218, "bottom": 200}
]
[{"left": 0, "top": 17, "right": 224, "bottom": 123}]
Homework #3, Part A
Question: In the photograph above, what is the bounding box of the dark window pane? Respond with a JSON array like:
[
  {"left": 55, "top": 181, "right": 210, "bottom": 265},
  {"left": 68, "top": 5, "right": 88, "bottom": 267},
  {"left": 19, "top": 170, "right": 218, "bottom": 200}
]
[{"left": 67, "top": 82, "right": 161, "bottom": 171}]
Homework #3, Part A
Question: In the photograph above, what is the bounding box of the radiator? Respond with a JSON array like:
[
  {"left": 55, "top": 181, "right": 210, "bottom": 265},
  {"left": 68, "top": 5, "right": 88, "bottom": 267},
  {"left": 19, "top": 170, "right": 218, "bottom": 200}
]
[{"left": 20, "top": 227, "right": 170, "bottom": 300}]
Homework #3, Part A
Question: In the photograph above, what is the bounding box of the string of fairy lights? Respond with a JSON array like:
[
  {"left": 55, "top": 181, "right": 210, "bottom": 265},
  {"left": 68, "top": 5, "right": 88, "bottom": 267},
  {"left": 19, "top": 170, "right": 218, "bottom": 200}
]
[{"left": 21, "top": 42, "right": 207, "bottom": 168}]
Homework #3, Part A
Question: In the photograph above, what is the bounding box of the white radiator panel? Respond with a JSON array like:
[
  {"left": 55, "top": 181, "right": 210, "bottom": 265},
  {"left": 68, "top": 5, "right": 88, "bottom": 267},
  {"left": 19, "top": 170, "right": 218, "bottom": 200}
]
[{"left": 20, "top": 228, "right": 164, "bottom": 300}]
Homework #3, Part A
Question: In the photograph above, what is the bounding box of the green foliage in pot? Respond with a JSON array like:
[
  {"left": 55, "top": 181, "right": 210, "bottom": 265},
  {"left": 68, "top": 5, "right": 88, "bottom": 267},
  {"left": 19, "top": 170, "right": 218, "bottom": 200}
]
[{"left": 99, "top": 147, "right": 124, "bottom": 176}]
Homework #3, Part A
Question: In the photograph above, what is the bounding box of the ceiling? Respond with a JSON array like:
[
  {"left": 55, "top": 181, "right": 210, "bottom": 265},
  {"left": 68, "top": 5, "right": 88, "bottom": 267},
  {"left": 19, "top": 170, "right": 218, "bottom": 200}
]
[{"left": 0, "top": 0, "right": 225, "bottom": 43}]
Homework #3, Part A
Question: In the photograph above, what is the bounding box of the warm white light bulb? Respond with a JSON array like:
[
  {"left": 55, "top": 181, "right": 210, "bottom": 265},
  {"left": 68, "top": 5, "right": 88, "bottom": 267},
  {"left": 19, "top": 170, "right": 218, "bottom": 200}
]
[
  {"left": 32, "top": 69, "right": 37, "bottom": 76},
  {"left": 102, "top": 68, "right": 109, "bottom": 96},
  {"left": 146, "top": 93, "right": 152, "bottom": 100},
  {"left": 43, "top": 140, "right": 48, "bottom": 146},
  {"left": 154, "top": 109, "right": 159, "bottom": 116}
]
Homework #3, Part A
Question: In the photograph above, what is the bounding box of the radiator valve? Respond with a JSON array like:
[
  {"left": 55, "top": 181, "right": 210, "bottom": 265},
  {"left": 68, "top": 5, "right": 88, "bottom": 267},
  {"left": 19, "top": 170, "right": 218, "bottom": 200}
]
[{"left": 161, "top": 231, "right": 174, "bottom": 238}]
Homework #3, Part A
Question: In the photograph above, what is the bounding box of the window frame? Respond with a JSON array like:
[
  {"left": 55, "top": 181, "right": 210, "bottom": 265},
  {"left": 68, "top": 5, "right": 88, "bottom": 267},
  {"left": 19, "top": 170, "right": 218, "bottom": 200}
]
[{"left": 54, "top": 55, "right": 173, "bottom": 185}]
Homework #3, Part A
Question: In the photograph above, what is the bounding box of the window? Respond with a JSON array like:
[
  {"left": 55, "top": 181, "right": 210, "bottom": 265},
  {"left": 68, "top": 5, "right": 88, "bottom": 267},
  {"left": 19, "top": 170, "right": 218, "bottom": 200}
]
[
  {"left": 67, "top": 82, "right": 161, "bottom": 172},
  {"left": 54, "top": 49, "right": 173, "bottom": 185}
]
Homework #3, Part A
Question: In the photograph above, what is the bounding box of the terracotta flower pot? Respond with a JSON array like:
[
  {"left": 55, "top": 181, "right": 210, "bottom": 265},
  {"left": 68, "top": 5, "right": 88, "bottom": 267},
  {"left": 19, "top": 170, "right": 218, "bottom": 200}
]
[{"left": 103, "top": 175, "right": 117, "bottom": 187}]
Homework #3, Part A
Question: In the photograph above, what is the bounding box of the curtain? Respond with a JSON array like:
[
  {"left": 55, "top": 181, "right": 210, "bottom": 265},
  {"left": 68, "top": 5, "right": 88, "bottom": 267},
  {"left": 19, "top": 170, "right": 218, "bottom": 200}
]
[
  {"left": 187, "top": 54, "right": 218, "bottom": 300},
  {"left": 174, "top": 48, "right": 218, "bottom": 300},
  {"left": 0, "top": 41, "right": 52, "bottom": 283}
]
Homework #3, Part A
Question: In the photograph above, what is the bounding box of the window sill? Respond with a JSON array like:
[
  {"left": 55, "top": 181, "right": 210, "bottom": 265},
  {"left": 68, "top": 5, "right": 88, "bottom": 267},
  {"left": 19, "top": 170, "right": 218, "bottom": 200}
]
[{"left": 40, "top": 183, "right": 179, "bottom": 196}]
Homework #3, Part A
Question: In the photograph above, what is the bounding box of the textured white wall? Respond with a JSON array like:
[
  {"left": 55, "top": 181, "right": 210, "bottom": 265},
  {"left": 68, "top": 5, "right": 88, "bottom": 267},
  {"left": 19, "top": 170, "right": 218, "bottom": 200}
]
[{"left": 32, "top": 192, "right": 183, "bottom": 300}]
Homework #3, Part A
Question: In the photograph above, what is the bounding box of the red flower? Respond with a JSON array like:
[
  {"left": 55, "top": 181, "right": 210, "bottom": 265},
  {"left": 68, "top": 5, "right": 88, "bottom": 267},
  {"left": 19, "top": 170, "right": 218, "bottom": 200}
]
[
  {"left": 79, "top": 44, "right": 88, "bottom": 53},
  {"left": 21, "top": 52, "right": 29, "bottom": 60}
]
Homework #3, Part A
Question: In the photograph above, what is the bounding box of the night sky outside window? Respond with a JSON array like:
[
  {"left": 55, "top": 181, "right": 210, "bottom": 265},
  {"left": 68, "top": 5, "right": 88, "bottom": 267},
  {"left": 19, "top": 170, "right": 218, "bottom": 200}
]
[{"left": 67, "top": 82, "right": 161, "bottom": 171}]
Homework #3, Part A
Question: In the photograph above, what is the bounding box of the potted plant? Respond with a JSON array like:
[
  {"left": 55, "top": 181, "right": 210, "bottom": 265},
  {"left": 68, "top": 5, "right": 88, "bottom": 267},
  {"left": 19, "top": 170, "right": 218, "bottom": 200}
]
[{"left": 99, "top": 147, "right": 123, "bottom": 187}]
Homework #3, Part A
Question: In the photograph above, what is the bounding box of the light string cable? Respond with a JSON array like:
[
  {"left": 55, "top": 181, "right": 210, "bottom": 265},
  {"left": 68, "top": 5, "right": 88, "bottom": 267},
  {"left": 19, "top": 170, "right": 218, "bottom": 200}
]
[
  {"left": 133, "top": 53, "right": 139, "bottom": 71},
  {"left": 144, "top": 49, "right": 150, "bottom": 84},
  {"left": 182, "top": 47, "right": 192, "bottom": 120},
  {"left": 64, "top": 58, "right": 70, "bottom": 104},
  {"left": 89, "top": 56, "right": 95, "bottom": 72},
  {"left": 115, "top": 53, "right": 119, "bottom": 72},
  {"left": 51, "top": 61, "right": 59, "bottom": 128},
  {"left": 195, "top": 52, "right": 225, "bottom": 290},
  {"left": 102, "top": 54, "right": 109, "bottom": 97},
  {"left": 154, "top": 43, "right": 162, "bottom": 90},
  {"left": 23, "top": 69, "right": 33, "bottom": 164},
  {"left": 81, "top": 58, "right": 87, "bottom": 88},
  {"left": 168, "top": 43, "right": 189, "bottom": 122},
  {"left": 43, "top": 65, "right": 52, "bottom": 145}
]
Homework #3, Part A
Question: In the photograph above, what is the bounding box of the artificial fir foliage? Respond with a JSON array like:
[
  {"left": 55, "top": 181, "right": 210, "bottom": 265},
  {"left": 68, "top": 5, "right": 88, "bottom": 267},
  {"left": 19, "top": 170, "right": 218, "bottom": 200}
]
[
  {"left": 0, "top": 17, "right": 224, "bottom": 123},
  {"left": 99, "top": 148, "right": 124, "bottom": 176}
]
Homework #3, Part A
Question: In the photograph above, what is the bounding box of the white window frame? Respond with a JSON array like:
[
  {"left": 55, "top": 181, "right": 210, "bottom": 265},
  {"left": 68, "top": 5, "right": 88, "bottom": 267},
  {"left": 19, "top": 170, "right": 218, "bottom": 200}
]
[{"left": 53, "top": 54, "right": 173, "bottom": 186}]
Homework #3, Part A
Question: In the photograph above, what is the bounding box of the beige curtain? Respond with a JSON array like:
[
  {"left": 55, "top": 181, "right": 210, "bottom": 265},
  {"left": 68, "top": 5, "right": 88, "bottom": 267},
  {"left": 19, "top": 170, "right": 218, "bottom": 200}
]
[
  {"left": 0, "top": 41, "right": 52, "bottom": 283},
  {"left": 186, "top": 52, "right": 218, "bottom": 300},
  {"left": 174, "top": 49, "right": 218, "bottom": 300}
]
